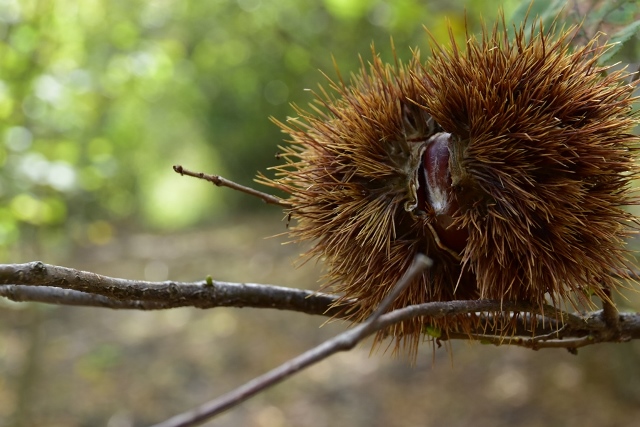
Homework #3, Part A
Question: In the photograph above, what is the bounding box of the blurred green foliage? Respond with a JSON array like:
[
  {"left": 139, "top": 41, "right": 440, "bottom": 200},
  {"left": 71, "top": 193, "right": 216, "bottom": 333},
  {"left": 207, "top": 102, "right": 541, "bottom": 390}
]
[
  {"left": 1, "top": 2, "right": 640, "bottom": 425},
  {"left": 1, "top": 0, "right": 639, "bottom": 261}
]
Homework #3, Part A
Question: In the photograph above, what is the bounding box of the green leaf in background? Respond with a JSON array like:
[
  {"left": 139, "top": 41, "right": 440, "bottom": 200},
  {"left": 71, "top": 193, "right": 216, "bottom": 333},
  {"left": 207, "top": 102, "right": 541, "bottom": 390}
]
[
  {"left": 599, "top": 19, "right": 640, "bottom": 63},
  {"left": 510, "top": 0, "right": 567, "bottom": 34},
  {"left": 587, "top": 0, "right": 638, "bottom": 26},
  {"left": 1, "top": 0, "right": 624, "bottom": 259}
]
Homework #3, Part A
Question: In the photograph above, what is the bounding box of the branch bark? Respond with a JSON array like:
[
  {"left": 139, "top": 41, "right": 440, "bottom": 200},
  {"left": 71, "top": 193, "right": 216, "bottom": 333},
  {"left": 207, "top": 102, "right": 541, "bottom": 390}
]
[
  {"left": 0, "top": 261, "right": 343, "bottom": 317},
  {"left": 1, "top": 261, "right": 640, "bottom": 344},
  {"left": 172, "top": 165, "right": 289, "bottom": 207}
]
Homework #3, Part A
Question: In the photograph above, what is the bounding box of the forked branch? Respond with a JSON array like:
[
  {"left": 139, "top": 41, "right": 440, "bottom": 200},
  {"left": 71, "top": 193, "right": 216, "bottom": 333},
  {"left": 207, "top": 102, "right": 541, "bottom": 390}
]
[
  {"left": 1, "top": 261, "right": 639, "bottom": 344},
  {"left": 2, "top": 261, "right": 640, "bottom": 427},
  {"left": 151, "top": 254, "right": 433, "bottom": 427}
]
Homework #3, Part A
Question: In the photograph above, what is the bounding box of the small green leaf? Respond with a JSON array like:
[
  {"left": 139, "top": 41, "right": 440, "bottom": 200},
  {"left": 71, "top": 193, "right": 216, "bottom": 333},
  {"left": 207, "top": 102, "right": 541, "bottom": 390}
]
[
  {"left": 599, "top": 20, "right": 640, "bottom": 64},
  {"left": 590, "top": 0, "right": 638, "bottom": 26},
  {"left": 424, "top": 325, "right": 442, "bottom": 338},
  {"left": 581, "top": 286, "right": 597, "bottom": 298},
  {"left": 205, "top": 275, "right": 214, "bottom": 286},
  {"left": 510, "top": 0, "right": 567, "bottom": 37}
]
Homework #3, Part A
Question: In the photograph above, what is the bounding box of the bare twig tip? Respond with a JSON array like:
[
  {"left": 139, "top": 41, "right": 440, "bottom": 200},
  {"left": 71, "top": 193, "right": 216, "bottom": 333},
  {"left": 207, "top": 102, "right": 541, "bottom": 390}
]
[
  {"left": 171, "top": 165, "right": 289, "bottom": 208},
  {"left": 415, "top": 253, "right": 434, "bottom": 269}
]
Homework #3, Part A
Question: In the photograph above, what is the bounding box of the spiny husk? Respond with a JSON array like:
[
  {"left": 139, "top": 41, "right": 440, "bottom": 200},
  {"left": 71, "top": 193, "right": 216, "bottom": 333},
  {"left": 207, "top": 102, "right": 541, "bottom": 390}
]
[
  {"left": 259, "top": 19, "right": 640, "bottom": 357},
  {"left": 418, "top": 21, "right": 640, "bottom": 310},
  {"left": 261, "top": 50, "right": 477, "bottom": 355}
]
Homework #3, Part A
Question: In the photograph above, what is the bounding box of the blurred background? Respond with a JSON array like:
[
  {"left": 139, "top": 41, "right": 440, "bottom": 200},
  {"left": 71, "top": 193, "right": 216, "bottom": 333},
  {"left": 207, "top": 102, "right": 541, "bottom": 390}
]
[{"left": 1, "top": 0, "right": 640, "bottom": 426}]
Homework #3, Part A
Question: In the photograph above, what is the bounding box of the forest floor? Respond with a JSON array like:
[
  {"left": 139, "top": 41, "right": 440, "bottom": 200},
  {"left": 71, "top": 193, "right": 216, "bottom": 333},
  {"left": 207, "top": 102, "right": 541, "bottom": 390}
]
[{"left": 2, "top": 211, "right": 640, "bottom": 427}]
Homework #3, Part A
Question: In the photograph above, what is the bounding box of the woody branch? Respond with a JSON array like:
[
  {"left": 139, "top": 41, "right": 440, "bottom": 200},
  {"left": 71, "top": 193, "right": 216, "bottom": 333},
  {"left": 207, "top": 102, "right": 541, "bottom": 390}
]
[{"left": 1, "top": 261, "right": 639, "bottom": 349}]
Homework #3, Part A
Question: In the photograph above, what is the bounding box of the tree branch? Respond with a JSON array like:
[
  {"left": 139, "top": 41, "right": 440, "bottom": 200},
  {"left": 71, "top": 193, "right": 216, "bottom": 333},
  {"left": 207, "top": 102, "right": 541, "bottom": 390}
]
[
  {"left": 3, "top": 260, "right": 640, "bottom": 426},
  {"left": 0, "top": 285, "right": 184, "bottom": 310},
  {"left": 172, "top": 165, "right": 290, "bottom": 207},
  {"left": 150, "top": 291, "right": 640, "bottom": 427},
  {"left": 150, "top": 254, "right": 433, "bottom": 427},
  {"left": 0, "top": 261, "right": 343, "bottom": 317},
  {"left": 1, "top": 261, "right": 639, "bottom": 343}
]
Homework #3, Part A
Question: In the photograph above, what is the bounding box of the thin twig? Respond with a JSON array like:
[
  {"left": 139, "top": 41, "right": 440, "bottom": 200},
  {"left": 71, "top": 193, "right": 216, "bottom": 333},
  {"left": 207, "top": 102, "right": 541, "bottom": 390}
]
[
  {"left": 151, "top": 293, "right": 625, "bottom": 427},
  {"left": 367, "top": 254, "right": 433, "bottom": 319},
  {"left": 446, "top": 332, "right": 597, "bottom": 351},
  {"left": 601, "top": 287, "right": 622, "bottom": 340},
  {"left": 172, "top": 165, "right": 290, "bottom": 207},
  {"left": 0, "top": 285, "right": 174, "bottom": 309},
  {"left": 150, "top": 254, "right": 432, "bottom": 427}
]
